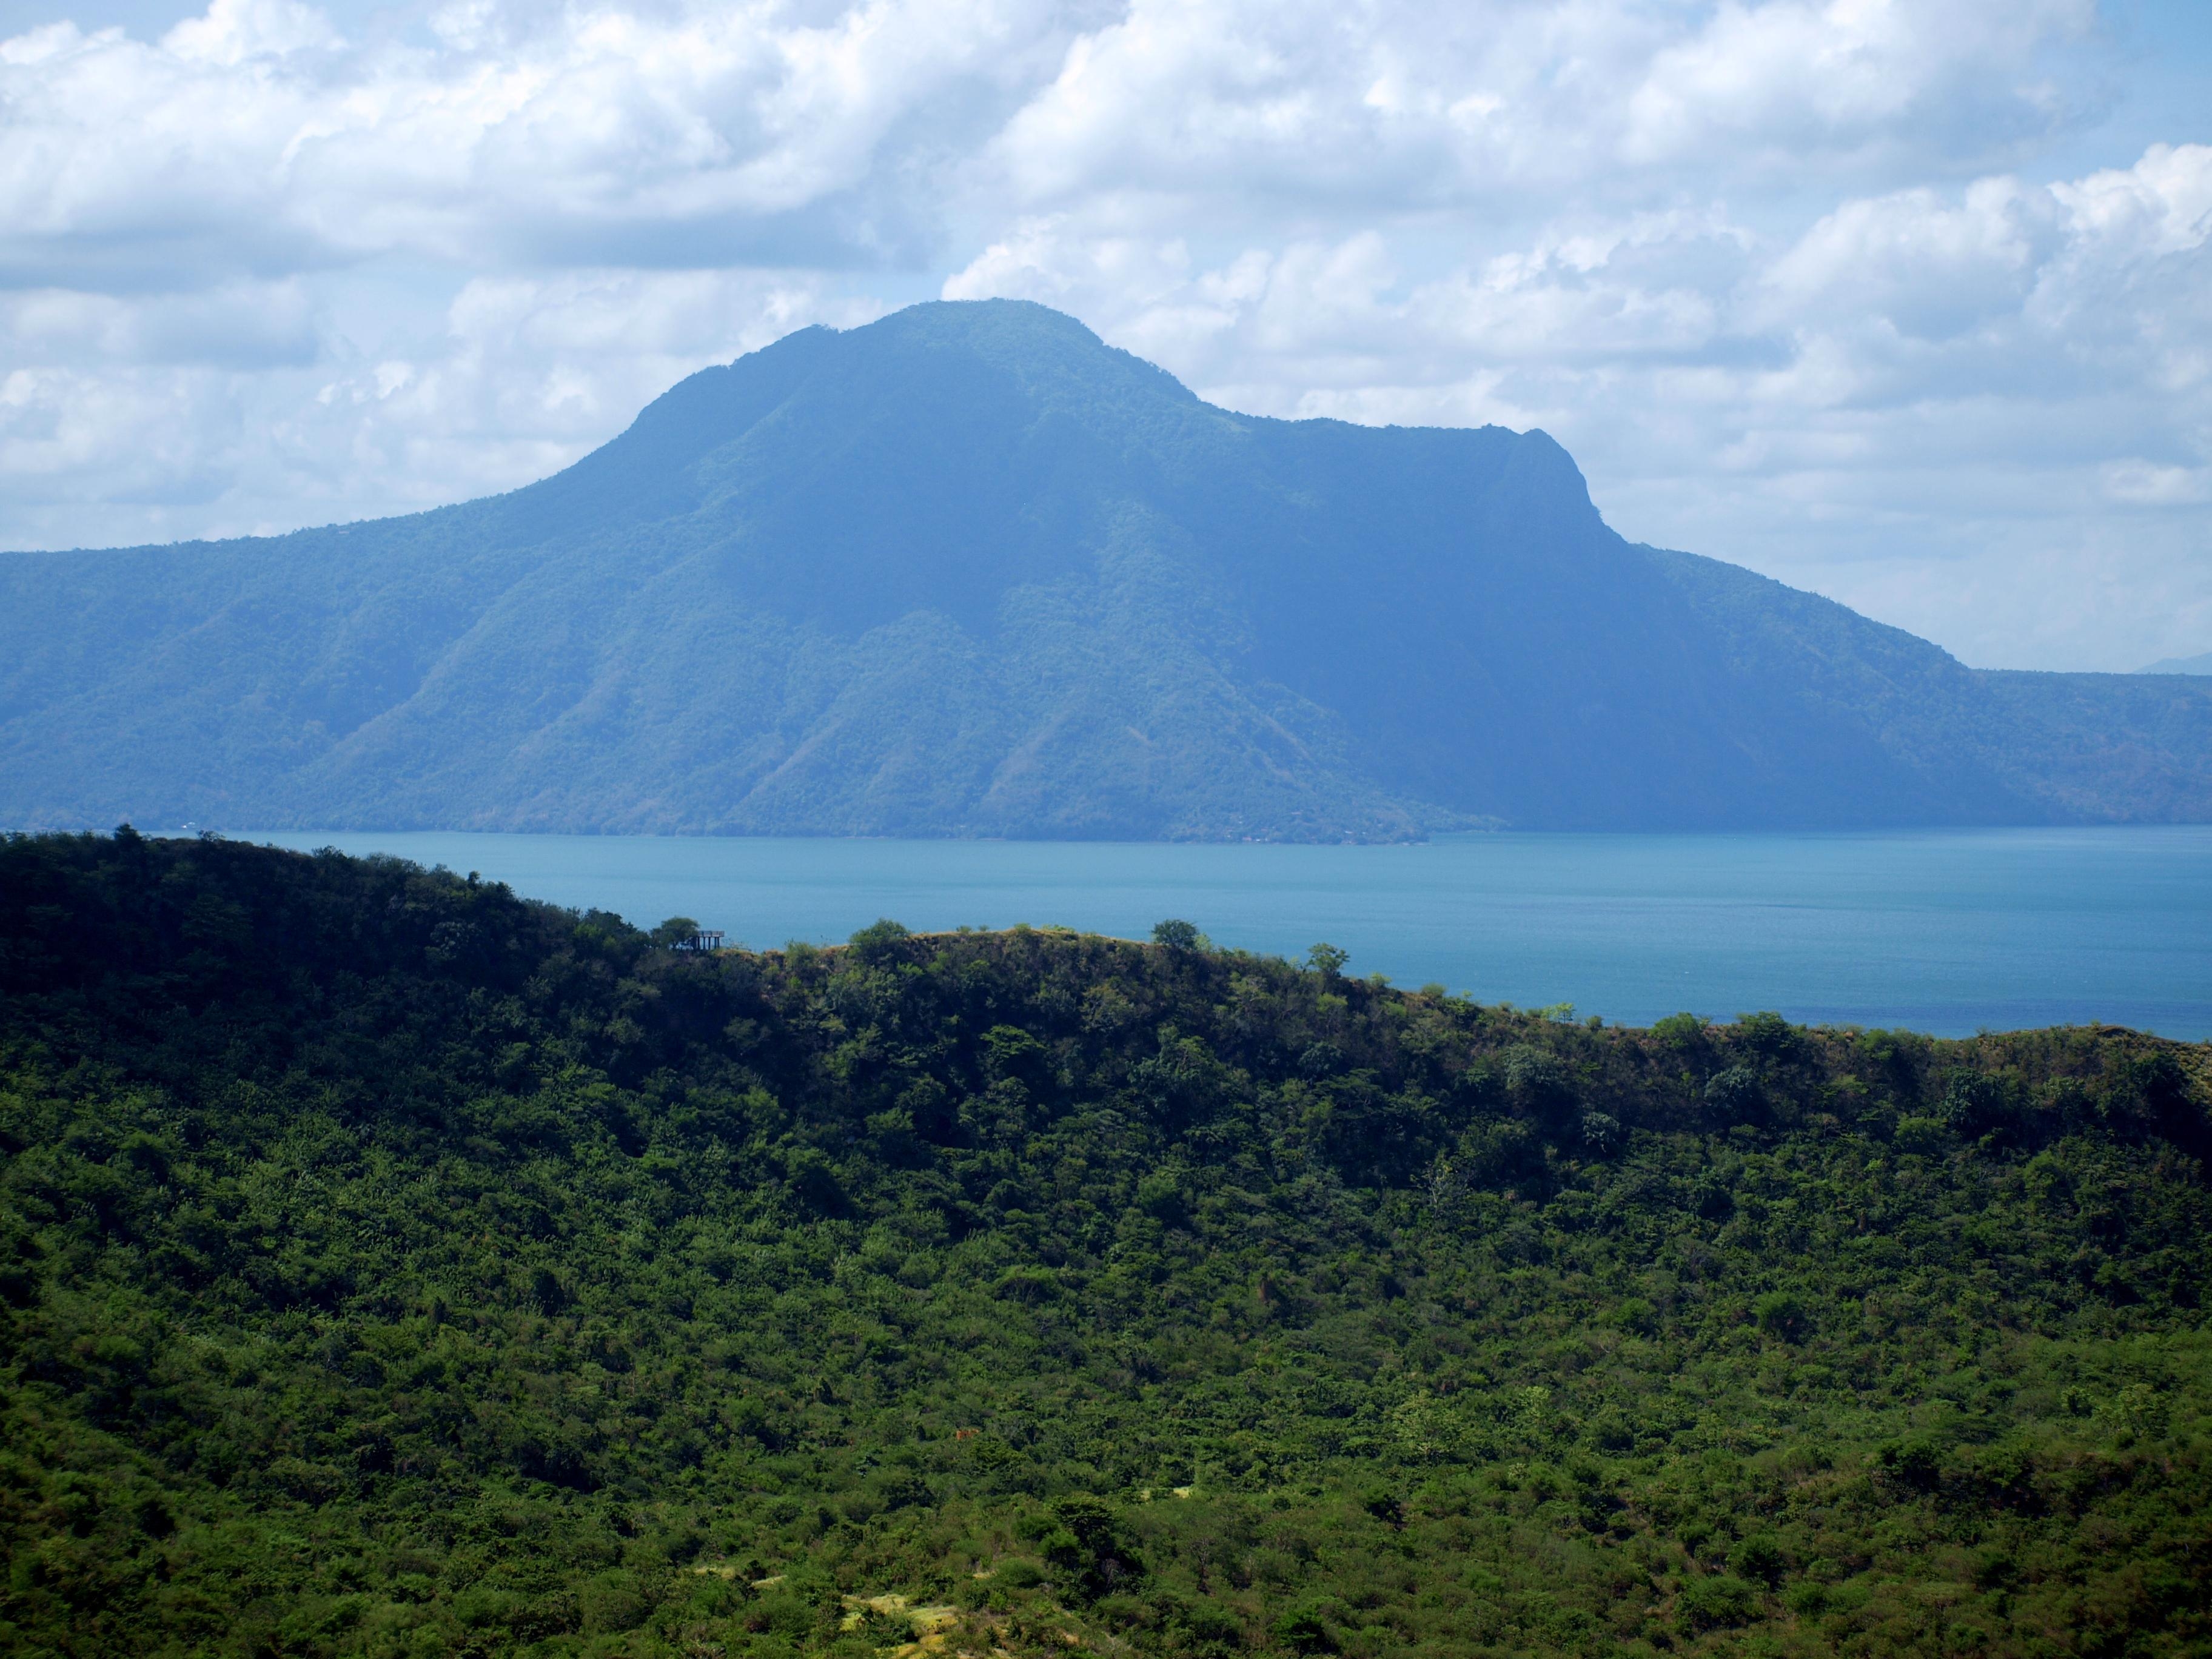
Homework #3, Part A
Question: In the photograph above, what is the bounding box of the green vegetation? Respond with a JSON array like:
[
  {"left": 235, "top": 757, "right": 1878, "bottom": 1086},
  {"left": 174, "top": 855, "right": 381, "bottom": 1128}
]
[{"left": 2, "top": 830, "right": 2208, "bottom": 1658}]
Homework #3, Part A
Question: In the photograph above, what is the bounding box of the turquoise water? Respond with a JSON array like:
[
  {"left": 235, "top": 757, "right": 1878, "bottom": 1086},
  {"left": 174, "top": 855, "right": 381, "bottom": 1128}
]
[{"left": 241, "top": 827, "right": 2212, "bottom": 1038}]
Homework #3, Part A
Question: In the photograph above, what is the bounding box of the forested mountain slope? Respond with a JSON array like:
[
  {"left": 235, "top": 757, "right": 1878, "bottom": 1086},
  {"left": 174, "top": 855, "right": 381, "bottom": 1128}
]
[
  {"left": 1, "top": 831, "right": 2208, "bottom": 1657},
  {"left": 3, "top": 301, "right": 2210, "bottom": 837}
]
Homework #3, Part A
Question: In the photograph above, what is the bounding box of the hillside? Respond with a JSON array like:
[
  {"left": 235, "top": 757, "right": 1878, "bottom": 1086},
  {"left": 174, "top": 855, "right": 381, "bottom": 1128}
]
[
  {"left": 2142, "top": 652, "right": 2212, "bottom": 676},
  {"left": 3, "top": 300, "right": 2211, "bottom": 838},
  {"left": 1, "top": 831, "right": 2208, "bottom": 1657}
]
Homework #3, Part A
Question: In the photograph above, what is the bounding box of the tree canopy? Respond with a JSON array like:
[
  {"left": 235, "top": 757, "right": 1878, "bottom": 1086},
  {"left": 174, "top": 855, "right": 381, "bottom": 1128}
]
[{"left": 0, "top": 831, "right": 2207, "bottom": 1658}]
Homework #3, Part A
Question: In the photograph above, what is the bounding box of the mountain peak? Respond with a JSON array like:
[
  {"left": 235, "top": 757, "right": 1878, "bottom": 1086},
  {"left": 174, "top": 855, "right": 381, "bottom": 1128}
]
[
  {"left": 856, "top": 297, "right": 1199, "bottom": 404},
  {"left": 2, "top": 301, "right": 2208, "bottom": 837}
]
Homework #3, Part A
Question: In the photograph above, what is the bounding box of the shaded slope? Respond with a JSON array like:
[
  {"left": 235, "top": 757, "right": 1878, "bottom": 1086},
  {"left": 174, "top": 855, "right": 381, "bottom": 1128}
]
[
  {"left": 1650, "top": 549, "right": 2212, "bottom": 824},
  {"left": 1, "top": 299, "right": 2208, "bottom": 836}
]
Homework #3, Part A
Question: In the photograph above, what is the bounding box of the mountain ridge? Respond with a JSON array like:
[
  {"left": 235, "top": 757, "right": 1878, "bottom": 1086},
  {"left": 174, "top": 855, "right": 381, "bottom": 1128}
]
[
  {"left": 3, "top": 298, "right": 2209, "bottom": 838},
  {"left": 2142, "top": 651, "right": 2212, "bottom": 675}
]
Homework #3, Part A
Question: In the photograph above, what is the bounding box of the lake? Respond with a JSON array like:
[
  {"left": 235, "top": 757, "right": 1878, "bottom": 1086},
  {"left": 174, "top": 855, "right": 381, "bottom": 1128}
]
[{"left": 240, "top": 826, "right": 2212, "bottom": 1039}]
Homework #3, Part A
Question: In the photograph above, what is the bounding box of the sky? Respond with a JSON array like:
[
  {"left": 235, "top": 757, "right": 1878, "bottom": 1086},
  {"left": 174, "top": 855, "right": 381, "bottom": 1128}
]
[{"left": 0, "top": 0, "right": 2207, "bottom": 671}]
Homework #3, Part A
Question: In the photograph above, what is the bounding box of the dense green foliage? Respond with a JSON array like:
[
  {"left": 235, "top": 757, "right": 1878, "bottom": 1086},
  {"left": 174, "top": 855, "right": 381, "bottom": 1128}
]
[
  {"left": 3, "top": 831, "right": 2210, "bottom": 1659},
  {"left": 7, "top": 300, "right": 2212, "bottom": 838}
]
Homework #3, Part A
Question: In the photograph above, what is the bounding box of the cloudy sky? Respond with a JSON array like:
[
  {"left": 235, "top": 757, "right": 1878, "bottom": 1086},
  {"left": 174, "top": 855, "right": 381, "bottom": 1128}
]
[{"left": 1, "top": 0, "right": 2207, "bottom": 669}]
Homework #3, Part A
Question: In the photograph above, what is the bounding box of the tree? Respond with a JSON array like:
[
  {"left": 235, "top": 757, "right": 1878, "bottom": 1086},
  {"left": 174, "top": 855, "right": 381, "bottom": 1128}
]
[
  {"left": 1308, "top": 942, "right": 1349, "bottom": 977},
  {"left": 649, "top": 915, "right": 702, "bottom": 948},
  {"left": 1705, "top": 1064, "right": 1767, "bottom": 1127},
  {"left": 847, "top": 917, "right": 911, "bottom": 963},
  {"left": 1152, "top": 919, "right": 1201, "bottom": 950}
]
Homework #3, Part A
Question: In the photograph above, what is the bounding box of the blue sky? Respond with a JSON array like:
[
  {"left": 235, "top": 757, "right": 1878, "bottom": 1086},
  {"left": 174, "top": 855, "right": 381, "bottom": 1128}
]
[{"left": 0, "top": 0, "right": 2206, "bottom": 671}]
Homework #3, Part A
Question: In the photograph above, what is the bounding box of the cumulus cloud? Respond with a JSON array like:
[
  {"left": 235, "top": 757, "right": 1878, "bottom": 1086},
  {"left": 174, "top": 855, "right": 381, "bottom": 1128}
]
[
  {"left": 0, "top": 0, "right": 1080, "bottom": 286},
  {"left": 1621, "top": 0, "right": 2094, "bottom": 167},
  {"left": 944, "top": 139, "right": 2212, "bottom": 665},
  {"left": 0, "top": 265, "right": 879, "bottom": 547},
  {"left": 163, "top": 0, "right": 337, "bottom": 65},
  {"left": 985, "top": 0, "right": 2098, "bottom": 220},
  {"left": 0, "top": 0, "right": 2204, "bottom": 667}
]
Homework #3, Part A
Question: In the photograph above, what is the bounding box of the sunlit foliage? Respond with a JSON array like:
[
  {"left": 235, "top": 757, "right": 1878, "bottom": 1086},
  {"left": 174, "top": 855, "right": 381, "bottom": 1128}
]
[{"left": 1, "top": 830, "right": 2206, "bottom": 1657}]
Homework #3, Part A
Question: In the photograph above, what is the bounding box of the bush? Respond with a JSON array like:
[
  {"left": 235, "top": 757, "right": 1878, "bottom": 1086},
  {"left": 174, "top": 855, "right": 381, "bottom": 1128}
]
[
  {"left": 1892, "top": 1114, "right": 1950, "bottom": 1153},
  {"left": 1734, "top": 1011, "right": 1799, "bottom": 1060},
  {"left": 1045, "top": 1496, "right": 1144, "bottom": 1600},
  {"left": 1784, "top": 1581, "right": 1830, "bottom": 1617},
  {"left": 1135, "top": 1171, "right": 1189, "bottom": 1225},
  {"left": 1943, "top": 1068, "right": 2020, "bottom": 1141},
  {"left": 1704, "top": 1065, "right": 1767, "bottom": 1127},
  {"left": 1878, "top": 1438, "right": 1943, "bottom": 1492},
  {"left": 1504, "top": 1045, "right": 1572, "bottom": 1109},
  {"left": 1361, "top": 1486, "right": 1403, "bottom": 1526},
  {"left": 1752, "top": 1291, "right": 1809, "bottom": 1342},
  {"left": 1173, "top": 1597, "right": 1245, "bottom": 1653},
  {"left": 847, "top": 917, "right": 913, "bottom": 964},
  {"left": 1675, "top": 1574, "right": 1760, "bottom": 1633},
  {"left": 1299, "top": 1041, "right": 1347, "bottom": 1078},
  {"left": 579, "top": 1570, "right": 651, "bottom": 1635},
  {"left": 1272, "top": 1601, "right": 1338, "bottom": 1654},
  {"left": 1729, "top": 1535, "right": 1787, "bottom": 1585}
]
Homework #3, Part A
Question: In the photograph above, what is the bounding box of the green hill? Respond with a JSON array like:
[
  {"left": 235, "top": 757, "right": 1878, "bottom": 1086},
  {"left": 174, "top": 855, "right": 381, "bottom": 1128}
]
[
  {"left": 1, "top": 830, "right": 2208, "bottom": 1657},
  {"left": 4, "top": 300, "right": 2211, "bottom": 838}
]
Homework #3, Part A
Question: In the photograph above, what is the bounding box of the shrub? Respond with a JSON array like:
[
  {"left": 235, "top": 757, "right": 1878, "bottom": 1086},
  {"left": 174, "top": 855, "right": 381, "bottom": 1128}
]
[
  {"left": 1135, "top": 1171, "right": 1190, "bottom": 1225},
  {"left": 1675, "top": 1574, "right": 1760, "bottom": 1633},
  {"left": 1272, "top": 1601, "right": 1338, "bottom": 1654},
  {"left": 1734, "top": 1011, "right": 1800, "bottom": 1059},
  {"left": 1729, "top": 1535, "right": 1787, "bottom": 1585},
  {"left": 1942, "top": 1068, "right": 2021, "bottom": 1141},
  {"left": 846, "top": 916, "right": 912, "bottom": 963},
  {"left": 1704, "top": 1065, "right": 1766, "bottom": 1127},
  {"left": 1892, "top": 1114, "right": 1949, "bottom": 1153},
  {"left": 1752, "top": 1291, "right": 1809, "bottom": 1342}
]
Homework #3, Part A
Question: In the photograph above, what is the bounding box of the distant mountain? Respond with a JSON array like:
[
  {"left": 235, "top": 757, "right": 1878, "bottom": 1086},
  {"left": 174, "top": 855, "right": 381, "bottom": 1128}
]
[
  {"left": 4, "top": 299, "right": 2210, "bottom": 838},
  {"left": 2142, "top": 651, "right": 2212, "bottom": 675}
]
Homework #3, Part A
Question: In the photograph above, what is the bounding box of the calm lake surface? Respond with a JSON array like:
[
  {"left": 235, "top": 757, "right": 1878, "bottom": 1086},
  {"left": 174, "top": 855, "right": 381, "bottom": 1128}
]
[{"left": 242, "top": 826, "right": 2212, "bottom": 1039}]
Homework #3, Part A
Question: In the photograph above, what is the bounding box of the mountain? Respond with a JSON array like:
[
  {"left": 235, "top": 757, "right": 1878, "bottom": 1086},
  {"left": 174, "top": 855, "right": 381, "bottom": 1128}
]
[
  {"left": 3, "top": 299, "right": 2210, "bottom": 838},
  {"left": 2142, "top": 651, "right": 2212, "bottom": 675},
  {"left": 1, "top": 831, "right": 2208, "bottom": 1655}
]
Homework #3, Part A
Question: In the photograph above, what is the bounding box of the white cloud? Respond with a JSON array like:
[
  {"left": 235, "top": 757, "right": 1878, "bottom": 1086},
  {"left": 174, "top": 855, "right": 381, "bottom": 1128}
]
[
  {"left": 942, "top": 139, "right": 2212, "bottom": 668},
  {"left": 1756, "top": 179, "right": 2062, "bottom": 343},
  {"left": 1623, "top": 0, "right": 2094, "bottom": 167},
  {"left": 0, "top": 0, "right": 2205, "bottom": 668},
  {"left": 0, "top": 280, "right": 317, "bottom": 365},
  {"left": 163, "top": 0, "right": 337, "bottom": 65},
  {"left": 984, "top": 0, "right": 2100, "bottom": 221},
  {"left": 0, "top": 263, "right": 879, "bottom": 545},
  {"left": 0, "top": 0, "right": 1081, "bottom": 285},
  {"left": 2102, "top": 460, "right": 2209, "bottom": 506}
]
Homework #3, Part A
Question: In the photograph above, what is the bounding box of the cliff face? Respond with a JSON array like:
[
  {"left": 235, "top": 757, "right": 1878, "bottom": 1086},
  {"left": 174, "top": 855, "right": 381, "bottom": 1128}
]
[{"left": 2, "top": 298, "right": 2207, "bottom": 836}]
